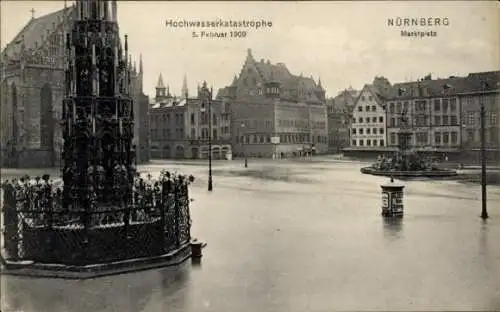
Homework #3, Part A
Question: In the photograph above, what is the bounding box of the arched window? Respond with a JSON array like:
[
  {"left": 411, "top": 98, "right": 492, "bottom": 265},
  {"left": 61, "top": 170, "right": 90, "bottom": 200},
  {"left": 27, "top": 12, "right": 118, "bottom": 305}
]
[{"left": 40, "top": 84, "right": 54, "bottom": 149}]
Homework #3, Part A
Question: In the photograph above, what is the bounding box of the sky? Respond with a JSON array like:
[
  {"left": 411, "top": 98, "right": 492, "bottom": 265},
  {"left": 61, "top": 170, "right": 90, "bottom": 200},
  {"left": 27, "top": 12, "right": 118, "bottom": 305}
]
[{"left": 1, "top": 1, "right": 499, "bottom": 99}]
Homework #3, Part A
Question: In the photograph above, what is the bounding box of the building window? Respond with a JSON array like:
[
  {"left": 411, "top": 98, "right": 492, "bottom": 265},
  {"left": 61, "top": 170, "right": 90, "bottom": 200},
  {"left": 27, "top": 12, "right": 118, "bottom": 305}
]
[
  {"left": 359, "top": 139, "right": 364, "bottom": 146},
  {"left": 380, "top": 139, "right": 384, "bottom": 146},
  {"left": 361, "top": 96, "right": 365, "bottom": 101},
  {"left": 434, "top": 99, "right": 441, "bottom": 111},
  {"left": 373, "top": 128, "right": 377, "bottom": 134},
  {"left": 390, "top": 133, "right": 396, "bottom": 145},
  {"left": 373, "top": 140, "right": 377, "bottom": 146},
  {"left": 416, "top": 132, "right": 428, "bottom": 145},
  {"left": 366, "top": 128, "right": 371, "bottom": 134},
  {"left": 369, "top": 96, "right": 373, "bottom": 101},
  {"left": 450, "top": 98, "right": 457, "bottom": 112},
  {"left": 380, "top": 128, "right": 384, "bottom": 134},
  {"left": 359, "top": 117, "right": 363, "bottom": 123},
  {"left": 435, "top": 132, "right": 441, "bottom": 145},
  {"left": 371, "top": 105, "right": 376, "bottom": 111},
  {"left": 365, "top": 105, "right": 370, "bottom": 111},
  {"left": 442, "top": 98, "right": 449, "bottom": 111},
  {"left": 415, "top": 100, "right": 427, "bottom": 111},
  {"left": 451, "top": 131, "right": 458, "bottom": 145},
  {"left": 367, "top": 139, "right": 371, "bottom": 146},
  {"left": 490, "top": 112, "right": 497, "bottom": 125},
  {"left": 191, "top": 128, "right": 195, "bottom": 139},
  {"left": 352, "top": 128, "right": 357, "bottom": 135},
  {"left": 190, "top": 113, "right": 195, "bottom": 125},
  {"left": 358, "top": 106, "right": 362, "bottom": 112},
  {"left": 379, "top": 116, "right": 383, "bottom": 123},
  {"left": 372, "top": 117, "right": 377, "bottom": 123},
  {"left": 396, "top": 102, "right": 402, "bottom": 114},
  {"left": 466, "top": 129, "right": 474, "bottom": 142},
  {"left": 442, "top": 115, "right": 449, "bottom": 126},
  {"left": 352, "top": 140, "right": 356, "bottom": 146},
  {"left": 434, "top": 116, "right": 441, "bottom": 126},
  {"left": 359, "top": 128, "right": 364, "bottom": 135},
  {"left": 443, "top": 132, "right": 449, "bottom": 144},
  {"left": 389, "top": 103, "right": 394, "bottom": 113},
  {"left": 467, "top": 112, "right": 475, "bottom": 125},
  {"left": 450, "top": 115, "right": 457, "bottom": 125},
  {"left": 390, "top": 118, "right": 395, "bottom": 127}
]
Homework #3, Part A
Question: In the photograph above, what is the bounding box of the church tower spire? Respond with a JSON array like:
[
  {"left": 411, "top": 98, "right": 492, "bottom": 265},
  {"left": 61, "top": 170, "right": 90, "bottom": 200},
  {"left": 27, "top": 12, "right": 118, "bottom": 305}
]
[
  {"left": 155, "top": 73, "right": 166, "bottom": 101},
  {"left": 181, "top": 74, "right": 188, "bottom": 99}
]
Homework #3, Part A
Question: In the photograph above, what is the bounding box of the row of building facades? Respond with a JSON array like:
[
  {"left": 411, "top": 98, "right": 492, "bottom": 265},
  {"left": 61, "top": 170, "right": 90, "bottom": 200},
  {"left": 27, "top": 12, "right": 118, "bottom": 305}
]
[
  {"left": 1, "top": 6, "right": 498, "bottom": 167},
  {"left": 327, "top": 72, "right": 500, "bottom": 163},
  {"left": 148, "top": 49, "right": 329, "bottom": 160}
]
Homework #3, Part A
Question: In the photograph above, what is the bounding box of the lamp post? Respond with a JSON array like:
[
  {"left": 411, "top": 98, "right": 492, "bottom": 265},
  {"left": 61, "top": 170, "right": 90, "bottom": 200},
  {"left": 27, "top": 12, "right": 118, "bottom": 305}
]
[
  {"left": 480, "top": 81, "right": 488, "bottom": 219},
  {"left": 208, "top": 92, "right": 213, "bottom": 192},
  {"left": 241, "top": 123, "right": 247, "bottom": 168}
]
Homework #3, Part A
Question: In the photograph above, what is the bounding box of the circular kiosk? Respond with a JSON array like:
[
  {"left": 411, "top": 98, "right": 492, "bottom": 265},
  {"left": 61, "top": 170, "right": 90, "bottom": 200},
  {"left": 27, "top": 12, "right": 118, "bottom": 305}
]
[{"left": 380, "top": 177, "right": 405, "bottom": 217}]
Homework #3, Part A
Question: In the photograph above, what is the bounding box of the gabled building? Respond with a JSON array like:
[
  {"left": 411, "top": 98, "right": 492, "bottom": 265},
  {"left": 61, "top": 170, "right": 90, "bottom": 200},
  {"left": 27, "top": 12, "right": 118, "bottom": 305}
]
[
  {"left": 347, "top": 84, "right": 387, "bottom": 154},
  {"left": 217, "top": 49, "right": 328, "bottom": 158},
  {"left": 458, "top": 71, "right": 500, "bottom": 163},
  {"left": 326, "top": 87, "right": 359, "bottom": 153}
]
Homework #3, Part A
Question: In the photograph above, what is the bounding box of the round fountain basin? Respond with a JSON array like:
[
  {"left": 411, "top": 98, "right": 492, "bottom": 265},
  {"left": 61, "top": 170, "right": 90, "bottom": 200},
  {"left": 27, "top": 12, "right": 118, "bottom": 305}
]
[{"left": 360, "top": 166, "right": 458, "bottom": 178}]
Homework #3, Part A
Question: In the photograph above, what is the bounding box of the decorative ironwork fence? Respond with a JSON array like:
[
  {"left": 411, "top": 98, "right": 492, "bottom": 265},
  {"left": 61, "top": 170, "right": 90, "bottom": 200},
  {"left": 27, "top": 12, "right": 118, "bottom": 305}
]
[{"left": 1, "top": 170, "right": 194, "bottom": 265}]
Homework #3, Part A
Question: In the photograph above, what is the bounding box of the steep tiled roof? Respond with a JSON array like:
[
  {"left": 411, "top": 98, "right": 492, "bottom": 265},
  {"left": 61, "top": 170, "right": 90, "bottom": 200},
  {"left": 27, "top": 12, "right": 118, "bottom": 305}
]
[
  {"left": 216, "top": 87, "right": 229, "bottom": 99},
  {"left": 329, "top": 88, "right": 359, "bottom": 111},
  {"left": 385, "top": 71, "right": 500, "bottom": 100},
  {"left": 386, "top": 76, "right": 468, "bottom": 99},
  {"left": 353, "top": 84, "right": 385, "bottom": 107},
  {"left": 250, "top": 56, "right": 321, "bottom": 102},
  {"left": 2, "top": 6, "right": 75, "bottom": 59},
  {"left": 462, "top": 71, "right": 500, "bottom": 93},
  {"left": 254, "top": 61, "right": 291, "bottom": 82}
]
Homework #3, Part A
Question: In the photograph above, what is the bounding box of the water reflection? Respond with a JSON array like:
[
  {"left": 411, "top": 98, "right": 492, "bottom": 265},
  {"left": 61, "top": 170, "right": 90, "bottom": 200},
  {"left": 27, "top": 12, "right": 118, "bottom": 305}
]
[
  {"left": 2, "top": 263, "right": 191, "bottom": 312},
  {"left": 382, "top": 217, "right": 404, "bottom": 240},
  {"left": 191, "top": 257, "right": 202, "bottom": 267}
]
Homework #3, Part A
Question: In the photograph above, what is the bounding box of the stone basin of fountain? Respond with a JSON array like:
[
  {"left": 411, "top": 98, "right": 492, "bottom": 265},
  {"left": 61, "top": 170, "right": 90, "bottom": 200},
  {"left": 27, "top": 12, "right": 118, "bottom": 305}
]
[{"left": 360, "top": 153, "right": 458, "bottom": 178}]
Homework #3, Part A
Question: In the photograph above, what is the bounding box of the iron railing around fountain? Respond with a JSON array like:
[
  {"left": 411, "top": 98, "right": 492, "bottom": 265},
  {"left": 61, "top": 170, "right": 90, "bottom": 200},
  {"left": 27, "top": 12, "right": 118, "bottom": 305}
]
[{"left": 1, "top": 170, "right": 194, "bottom": 265}]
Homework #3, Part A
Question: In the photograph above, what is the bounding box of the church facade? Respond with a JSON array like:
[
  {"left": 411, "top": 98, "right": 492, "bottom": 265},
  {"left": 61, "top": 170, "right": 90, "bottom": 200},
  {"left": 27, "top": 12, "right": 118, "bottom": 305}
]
[
  {"left": 0, "top": 5, "right": 149, "bottom": 168},
  {"left": 217, "top": 49, "right": 328, "bottom": 158}
]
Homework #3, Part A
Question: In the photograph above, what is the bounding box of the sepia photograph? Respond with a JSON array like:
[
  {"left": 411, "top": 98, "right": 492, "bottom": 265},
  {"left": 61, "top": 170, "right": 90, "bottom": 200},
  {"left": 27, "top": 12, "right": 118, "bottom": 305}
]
[{"left": 0, "top": 1, "right": 499, "bottom": 311}]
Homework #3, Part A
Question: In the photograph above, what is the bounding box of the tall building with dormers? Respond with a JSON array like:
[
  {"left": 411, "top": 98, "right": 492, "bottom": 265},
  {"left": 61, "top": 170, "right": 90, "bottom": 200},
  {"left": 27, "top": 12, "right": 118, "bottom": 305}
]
[
  {"left": 149, "top": 76, "right": 232, "bottom": 159},
  {"left": 0, "top": 4, "right": 149, "bottom": 167},
  {"left": 217, "top": 49, "right": 328, "bottom": 158},
  {"left": 349, "top": 84, "right": 387, "bottom": 150},
  {"left": 384, "top": 71, "right": 499, "bottom": 162}
]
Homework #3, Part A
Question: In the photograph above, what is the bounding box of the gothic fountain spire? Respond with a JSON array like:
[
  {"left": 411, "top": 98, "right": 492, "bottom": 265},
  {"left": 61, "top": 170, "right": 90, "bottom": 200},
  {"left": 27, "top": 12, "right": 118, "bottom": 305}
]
[{"left": 63, "top": 0, "right": 135, "bottom": 209}]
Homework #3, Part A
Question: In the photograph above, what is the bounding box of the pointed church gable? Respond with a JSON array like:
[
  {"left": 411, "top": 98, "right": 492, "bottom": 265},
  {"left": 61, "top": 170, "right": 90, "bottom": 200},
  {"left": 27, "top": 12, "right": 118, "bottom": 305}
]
[{"left": 2, "top": 6, "right": 75, "bottom": 59}]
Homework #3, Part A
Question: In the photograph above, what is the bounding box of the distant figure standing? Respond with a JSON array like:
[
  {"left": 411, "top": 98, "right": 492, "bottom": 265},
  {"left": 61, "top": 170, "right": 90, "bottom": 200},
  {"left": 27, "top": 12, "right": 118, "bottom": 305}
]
[{"left": 445, "top": 155, "right": 448, "bottom": 162}]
